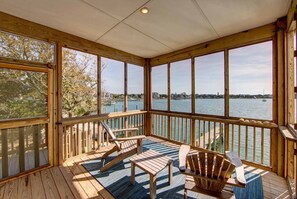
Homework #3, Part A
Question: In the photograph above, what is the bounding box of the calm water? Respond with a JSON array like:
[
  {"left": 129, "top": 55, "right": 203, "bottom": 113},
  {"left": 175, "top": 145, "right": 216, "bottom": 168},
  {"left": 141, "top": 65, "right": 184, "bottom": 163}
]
[{"left": 103, "top": 98, "right": 272, "bottom": 120}]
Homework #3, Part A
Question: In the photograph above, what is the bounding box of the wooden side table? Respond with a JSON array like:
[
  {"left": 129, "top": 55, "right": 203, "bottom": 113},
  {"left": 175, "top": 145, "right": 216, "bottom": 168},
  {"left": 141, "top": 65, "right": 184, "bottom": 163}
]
[{"left": 130, "top": 150, "right": 173, "bottom": 199}]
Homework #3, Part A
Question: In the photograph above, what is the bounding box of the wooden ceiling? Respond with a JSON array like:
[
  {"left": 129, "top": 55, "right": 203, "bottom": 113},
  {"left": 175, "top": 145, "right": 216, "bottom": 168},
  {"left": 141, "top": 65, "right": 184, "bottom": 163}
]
[{"left": 0, "top": 0, "right": 290, "bottom": 58}]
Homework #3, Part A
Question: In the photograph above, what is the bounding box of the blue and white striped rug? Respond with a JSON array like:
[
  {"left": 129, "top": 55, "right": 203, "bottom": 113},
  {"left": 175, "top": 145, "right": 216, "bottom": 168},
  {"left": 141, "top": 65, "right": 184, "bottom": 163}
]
[{"left": 82, "top": 139, "right": 263, "bottom": 199}]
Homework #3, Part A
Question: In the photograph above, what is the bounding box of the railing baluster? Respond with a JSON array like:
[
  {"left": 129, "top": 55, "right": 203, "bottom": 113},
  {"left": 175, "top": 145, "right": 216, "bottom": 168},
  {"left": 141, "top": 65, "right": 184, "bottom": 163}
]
[
  {"left": 231, "top": 124, "right": 234, "bottom": 151},
  {"left": 88, "top": 122, "right": 91, "bottom": 152},
  {"left": 70, "top": 125, "right": 74, "bottom": 156},
  {"left": 185, "top": 119, "right": 188, "bottom": 144},
  {"left": 203, "top": 120, "right": 206, "bottom": 149},
  {"left": 253, "top": 127, "right": 256, "bottom": 162},
  {"left": 177, "top": 118, "right": 180, "bottom": 142},
  {"left": 1, "top": 129, "right": 8, "bottom": 178},
  {"left": 213, "top": 122, "right": 216, "bottom": 151},
  {"left": 33, "top": 125, "right": 40, "bottom": 168},
  {"left": 238, "top": 125, "right": 241, "bottom": 158},
  {"left": 10, "top": 129, "right": 14, "bottom": 152},
  {"left": 208, "top": 121, "right": 211, "bottom": 150},
  {"left": 219, "top": 123, "right": 223, "bottom": 153},
  {"left": 19, "top": 127, "right": 25, "bottom": 172},
  {"left": 261, "top": 127, "right": 264, "bottom": 164},
  {"left": 245, "top": 126, "right": 248, "bottom": 160}
]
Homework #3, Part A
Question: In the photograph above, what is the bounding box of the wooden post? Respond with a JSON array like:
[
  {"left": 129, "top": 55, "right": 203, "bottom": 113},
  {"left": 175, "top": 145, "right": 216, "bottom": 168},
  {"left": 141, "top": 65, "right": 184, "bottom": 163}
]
[
  {"left": 124, "top": 62, "right": 128, "bottom": 113},
  {"left": 191, "top": 57, "right": 195, "bottom": 114},
  {"left": 47, "top": 62, "right": 54, "bottom": 166},
  {"left": 56, "top": 42, "right": 63, "bottom": 165},
  {"left": 98, "top": 56, "right": 101, "bottom": 115},
  {"left": 191, "top": 58, "right": 196, "bottom": 146},
  {"left": 167, "top": 63, "right": 171, "bottom": 140},
  {"left": 224, "top": 49, "right": 230, "bottom": 151},
  {"left": 144, "top": 59, "right": 151, "bottom": 136},
  {"left": 275, "top": 17, "right": 286, "bottom": 176}
]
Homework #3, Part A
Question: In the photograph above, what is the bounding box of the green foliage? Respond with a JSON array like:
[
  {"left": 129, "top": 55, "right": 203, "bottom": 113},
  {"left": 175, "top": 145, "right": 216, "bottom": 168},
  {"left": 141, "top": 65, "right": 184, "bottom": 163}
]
[
  {"left": 61, "top": 48, "right": 97, "bottom": 118},
  {"left": 0, "top": 31, "right": 98, "bottom": 119},
  {"left": 0, "top": 31, "right": 54, "bottom": 63},
  {"left": 0, "top": 68, "right": 48, "bottom": 119}
]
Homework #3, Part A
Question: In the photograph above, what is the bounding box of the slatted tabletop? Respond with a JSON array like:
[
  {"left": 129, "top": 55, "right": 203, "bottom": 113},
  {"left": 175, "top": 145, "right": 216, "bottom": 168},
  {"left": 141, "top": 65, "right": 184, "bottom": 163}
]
[
  {"left": 130, "top": 149, "right": 173, "bottom": 199},
  {"left": 130, "top": 149, "right": 172, "bottom": 176}
]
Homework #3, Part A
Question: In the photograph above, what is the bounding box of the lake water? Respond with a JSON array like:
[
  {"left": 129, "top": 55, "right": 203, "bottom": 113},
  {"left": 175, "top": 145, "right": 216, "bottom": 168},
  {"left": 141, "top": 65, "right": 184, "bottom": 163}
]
[{"left": 103, "top": 98, "right": 272, "bottom": 121}]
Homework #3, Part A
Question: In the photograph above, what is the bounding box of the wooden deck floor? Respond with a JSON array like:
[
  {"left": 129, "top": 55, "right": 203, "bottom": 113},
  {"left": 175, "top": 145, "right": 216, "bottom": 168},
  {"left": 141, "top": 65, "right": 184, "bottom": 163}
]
[{"left": 0, "top": 137, "right": 292, "bottom": 199}]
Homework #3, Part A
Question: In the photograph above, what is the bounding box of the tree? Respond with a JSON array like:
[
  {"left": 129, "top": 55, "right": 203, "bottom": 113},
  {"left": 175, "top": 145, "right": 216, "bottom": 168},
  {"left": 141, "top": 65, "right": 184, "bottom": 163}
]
[
  {"left": 61, "top": 48, "right": 97, "bottom": 118},
  {"left": 0, "top": 31, "right": 99, "bottom": 119},
  {"left": 0, "top": 31, "right": 51, "bottom": 119}
]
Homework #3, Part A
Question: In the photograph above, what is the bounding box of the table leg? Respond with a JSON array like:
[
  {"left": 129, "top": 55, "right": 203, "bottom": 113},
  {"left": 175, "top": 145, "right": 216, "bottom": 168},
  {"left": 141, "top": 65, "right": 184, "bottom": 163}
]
[
  {"left": 168, "top": 161, "right": 173, "bottom": 185},
  {"left": 131, "top": 162, "right": 135, "bottom": 185},
  {"left": 137, "top": 139, "right": 142, "bottom": 154},
  {"left": 150, "top": 174, "right": 156, "bottom": 199}
]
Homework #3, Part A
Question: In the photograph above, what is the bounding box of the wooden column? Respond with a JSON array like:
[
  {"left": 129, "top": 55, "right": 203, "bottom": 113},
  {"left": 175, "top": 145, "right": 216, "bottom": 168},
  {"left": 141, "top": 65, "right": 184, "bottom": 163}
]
[
  {"left": 56, "top": 42, "right": 63, "bottom": 165},
  {"left": 48, "top": 62, "right": 54, "bottom": 166},
  {"left": 124, "top": 62, "right": 128, "bottom": 112},
  {"left": 191, "top": 57, "right": 195, "bottom": 114},
  {"left": 275, "top": 17, "right": 287, "bottom": 176},
  {"left": 144, "top": 59, "right": 151, "bottom": 136},
  {"left": 98, "top": 56, "right": 101, "bottom": 114},
  {"left": 167, "top": 63, "right": 171, "bottom": 140},
  {"left": 191, "top": 58, "right": 196, "bottom": 146},
  {"left": 224, "top": 49, "right": 230, "bottom": 151}
]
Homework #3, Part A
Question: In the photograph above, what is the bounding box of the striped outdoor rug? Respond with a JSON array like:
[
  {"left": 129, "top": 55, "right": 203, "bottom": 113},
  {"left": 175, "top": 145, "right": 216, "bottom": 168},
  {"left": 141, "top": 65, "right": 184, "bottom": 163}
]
[{"left": 82, "top": 139, "right": 263, "bottom": 199}]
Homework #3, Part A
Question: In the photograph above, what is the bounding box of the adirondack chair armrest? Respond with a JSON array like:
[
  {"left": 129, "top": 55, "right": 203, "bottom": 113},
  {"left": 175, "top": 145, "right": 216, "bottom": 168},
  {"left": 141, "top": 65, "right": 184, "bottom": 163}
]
[
  {"left": 179, "top": 144, "right": 191, "bottom": 172},
  {"left": 110, "top": 135, "right": 145, "bottom": 142},
  {"left": 225, "top": 151, "right": 247, "bottom": 186},
  {"left": 112, "top": 128, "right": 139, "bottom": 133}
]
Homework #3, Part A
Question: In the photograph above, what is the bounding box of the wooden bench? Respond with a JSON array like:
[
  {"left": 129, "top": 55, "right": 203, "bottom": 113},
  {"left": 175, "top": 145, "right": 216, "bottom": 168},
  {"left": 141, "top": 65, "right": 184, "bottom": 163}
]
[{"left": 130, "top": 150, "right": 173, "bottom": 199}]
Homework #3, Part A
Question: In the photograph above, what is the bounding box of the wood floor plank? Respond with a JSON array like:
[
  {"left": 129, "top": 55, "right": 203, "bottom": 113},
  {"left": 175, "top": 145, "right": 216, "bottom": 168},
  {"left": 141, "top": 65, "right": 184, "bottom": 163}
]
[
  {"left": 29, "top": 172, "right": 46, "bottom": 199},
  {"left": 3, "top": 178, "right": 18, "bottom": 199},
  {"left": 66, "top": 160, "right": 99, "bottom": 198},
  {"left": 0, "top": 137, "right": 292, "bottom": 199},
  {"left": 40, "top": 169, "right": 60, "bottom": 199},
  {"left": 59, "top": 165, "right": 88, "bottom": 199},
  {"left": 18, "top": 175, "right": 32, "bottom": 199},
  {"left": 79, "top": 156, "right": 113, "bottom": 199},
  {"left": 49, "top": 167, "right": 75, "bottom": 199}
]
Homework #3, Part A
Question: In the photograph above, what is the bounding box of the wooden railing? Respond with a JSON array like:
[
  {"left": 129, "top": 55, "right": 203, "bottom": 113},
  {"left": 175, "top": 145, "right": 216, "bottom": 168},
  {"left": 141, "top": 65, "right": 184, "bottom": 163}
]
[
  {"left": 0, "top": 118, "right": 49, "bottom": 179},
  {"left": 279, "top": 125, "right": 297, "bottom": 196},
  {"left": 60, "top": 111, "right": 146, "bottom": 161},
  {"left": 151, "top": 111, "right": 277, "bottom": 167}
]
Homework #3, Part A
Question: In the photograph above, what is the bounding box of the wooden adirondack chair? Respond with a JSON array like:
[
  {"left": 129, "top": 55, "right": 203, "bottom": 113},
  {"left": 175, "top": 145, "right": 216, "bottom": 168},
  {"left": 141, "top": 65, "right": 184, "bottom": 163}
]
[
  {"left": 179, "top": 145, "right": 246, "bottom": 199},
  {"left": 99, "top": 121, "right": 145, "bottom": 172}
]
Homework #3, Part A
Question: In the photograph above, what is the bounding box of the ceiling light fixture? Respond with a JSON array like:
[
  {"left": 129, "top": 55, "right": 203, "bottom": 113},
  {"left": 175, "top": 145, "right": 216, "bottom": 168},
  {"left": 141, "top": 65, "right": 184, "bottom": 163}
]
[{"left": 140, "top": 7, "right": 149, "bottom": 14}]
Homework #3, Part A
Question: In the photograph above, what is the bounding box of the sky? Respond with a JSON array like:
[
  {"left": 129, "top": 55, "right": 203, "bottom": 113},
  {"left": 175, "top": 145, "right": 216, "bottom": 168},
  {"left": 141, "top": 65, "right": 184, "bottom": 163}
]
[
  {"left": 101, "top": 41, "right": 272, "bottom": 95},
  {"left": 152, "top": 41, "right": 272, "bottom": 95},
  {"left": 101, "top": 57, "right": 144, "bottom": 94}
]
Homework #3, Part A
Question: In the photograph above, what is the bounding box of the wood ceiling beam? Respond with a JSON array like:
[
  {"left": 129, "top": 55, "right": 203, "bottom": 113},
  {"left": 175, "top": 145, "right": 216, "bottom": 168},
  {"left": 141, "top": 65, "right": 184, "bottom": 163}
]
[{"left": 150, "top": 23, "right": 276, "bottom": 66}]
